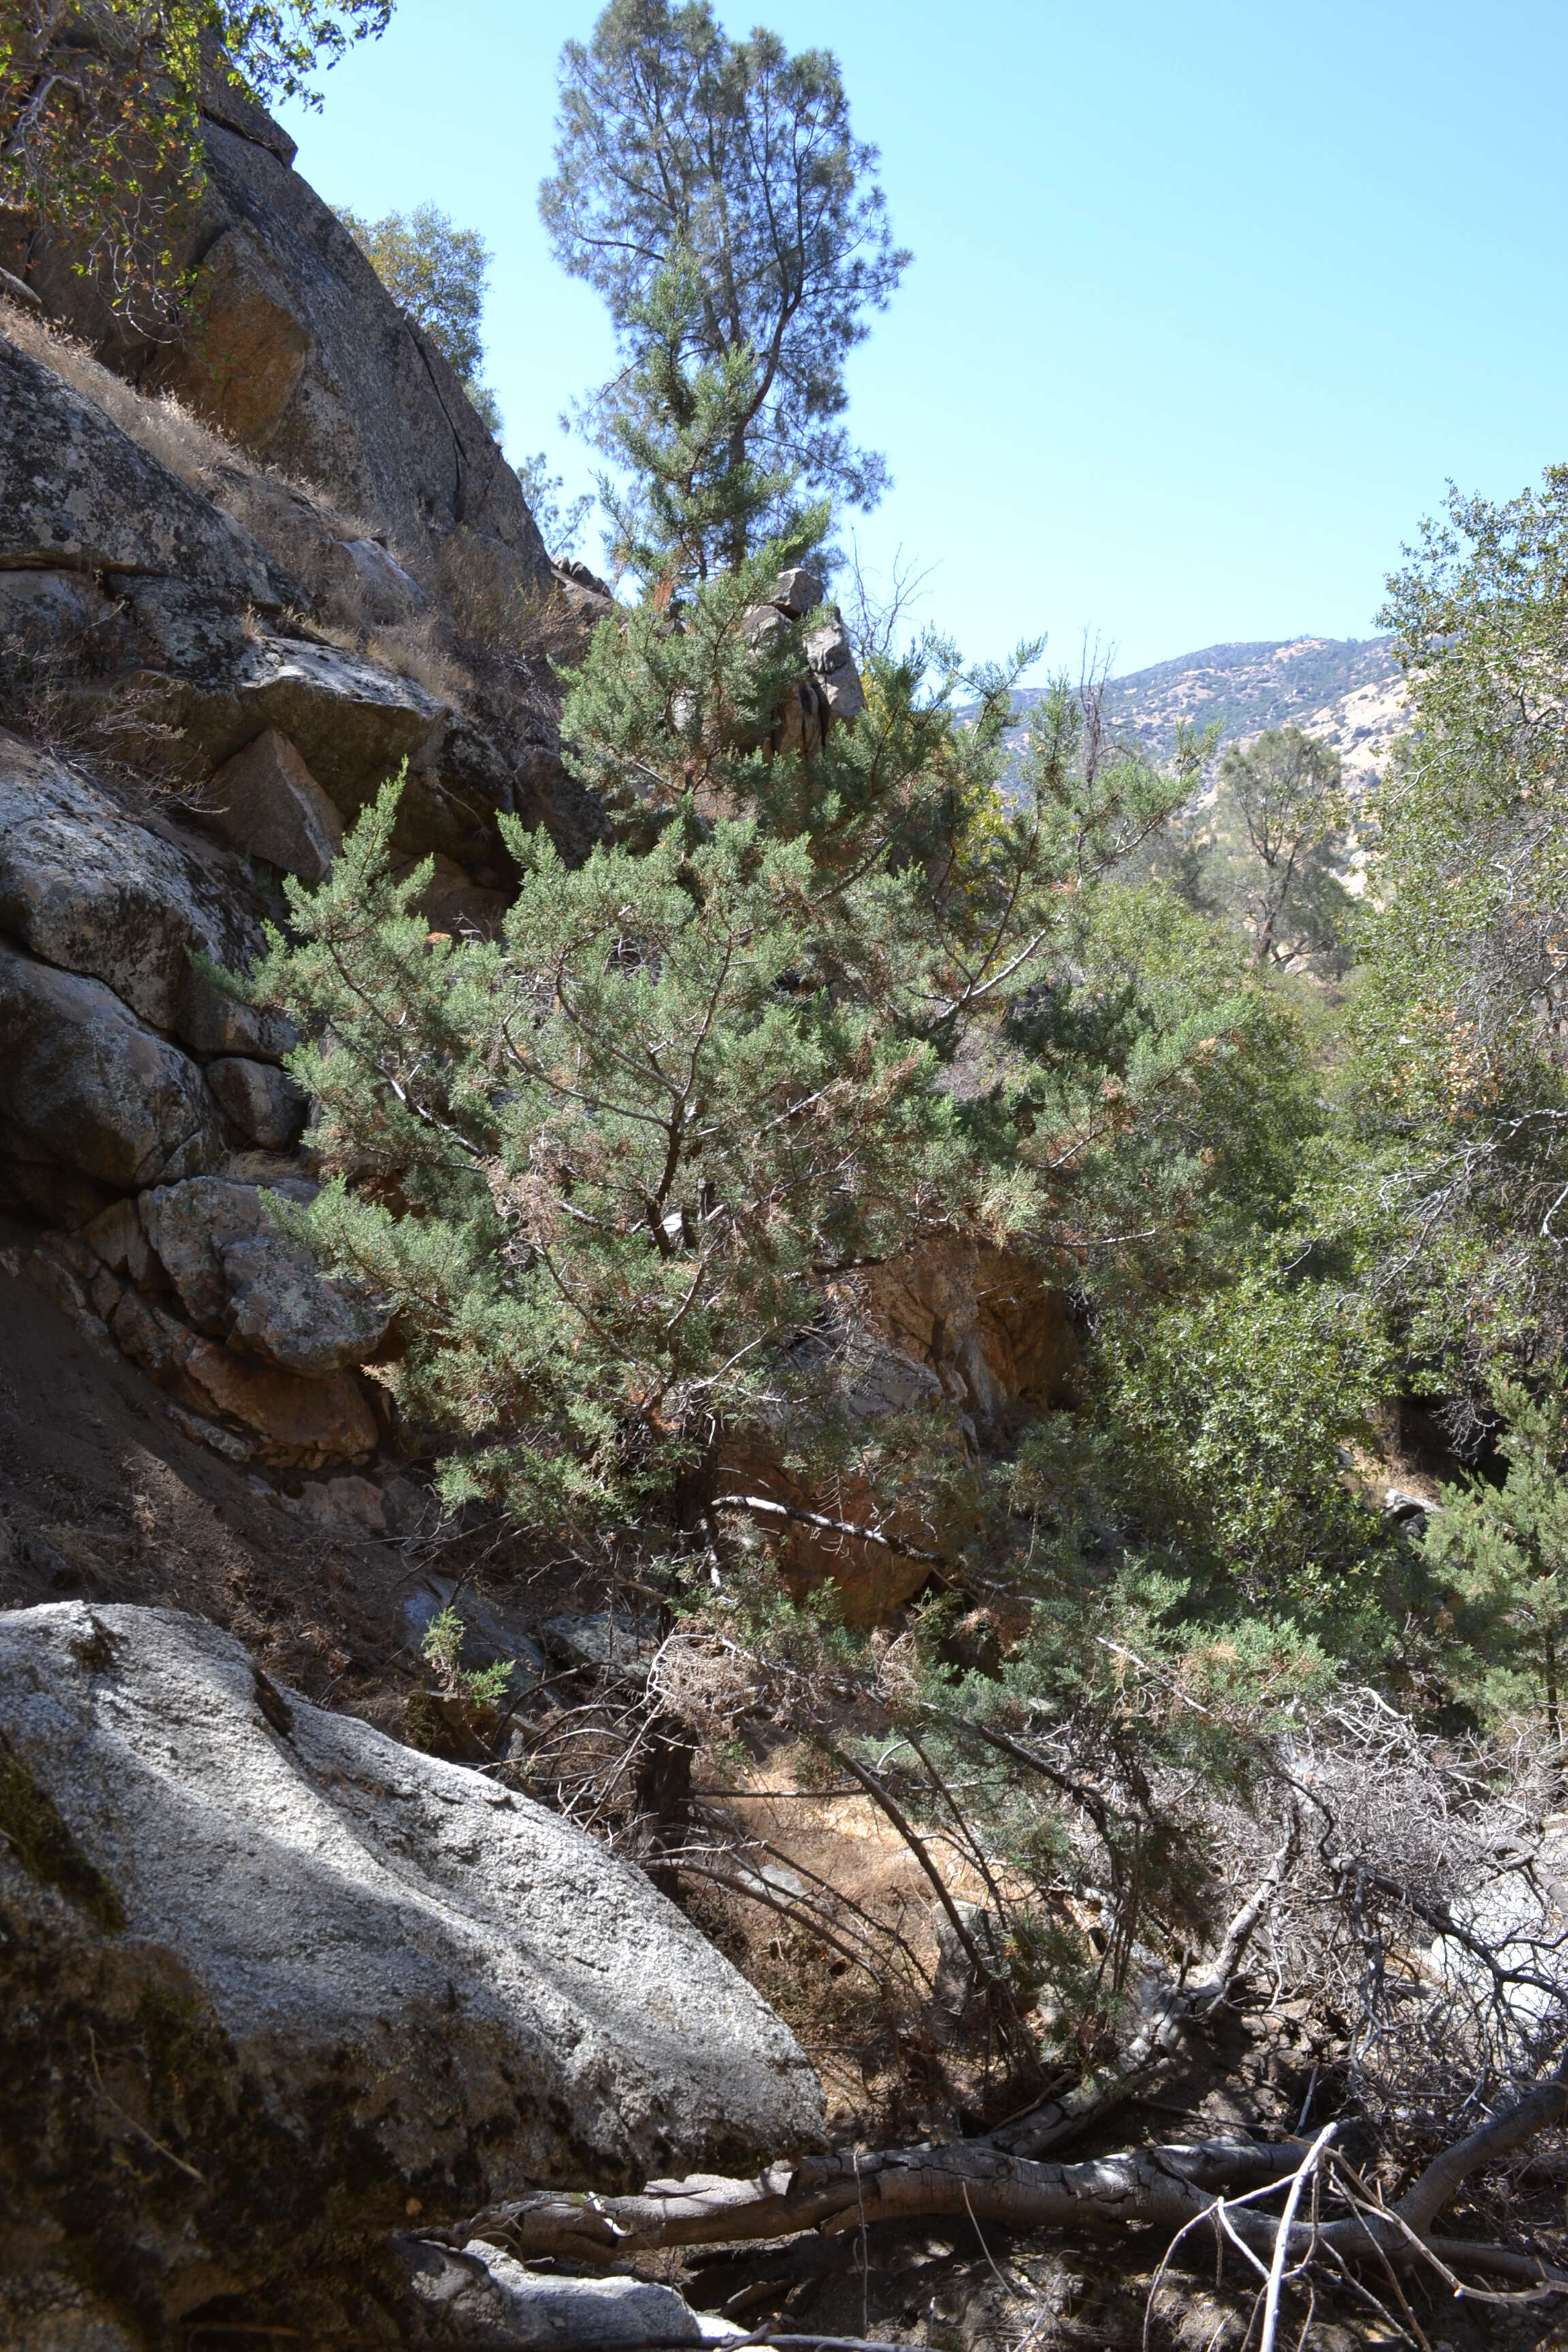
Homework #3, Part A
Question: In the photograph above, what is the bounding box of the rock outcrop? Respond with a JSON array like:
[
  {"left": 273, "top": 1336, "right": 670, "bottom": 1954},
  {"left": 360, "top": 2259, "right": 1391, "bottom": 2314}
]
[
  {"left": 0, "top": 1602, "right": 824, "bottom": 2338},
  {"left": 720, "top": 1246, "right": 1077, "bottom": 1627},
  {"left": 1, "top": 56, "right": 551, "bottom": 615},
  {"left": 0, "top": 719, "right": 395, "bottom": 1461},
  {"left": 0, "top": 215, "right": 604, "bottom": 1467},
  {"left": 0, "top": 328, "right": 275, "bottom": 601},
  {"left": 744, "top": 565, "right": 867, "bottom": 760},
  {"left": 0, "top": 940, "right": 221, "bottom": 1205},
  {"left": 0, "top": 314, "right": 579, "bottom": 871},
  {"left": 0, "top": 727, "right": 264, "bottom": 1037}
]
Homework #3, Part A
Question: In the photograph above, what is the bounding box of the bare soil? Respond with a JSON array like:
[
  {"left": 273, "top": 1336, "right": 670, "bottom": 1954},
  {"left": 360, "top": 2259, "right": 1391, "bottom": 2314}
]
[{"left": 0, "top": 1219, "right": 420, "bottom": 1714}]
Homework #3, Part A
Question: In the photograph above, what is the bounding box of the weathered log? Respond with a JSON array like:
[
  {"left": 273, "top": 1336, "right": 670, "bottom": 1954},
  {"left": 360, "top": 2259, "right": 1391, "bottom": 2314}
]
[
  {"left": 469, "top": 2065, "right": 1568, "bottom": 2298},
  {"left": 992, "top": 1813, "right": 1301, "bottom": 2160},
  {"left": 470, "top": 2137, "right": 1311, "bottom": 2263}
]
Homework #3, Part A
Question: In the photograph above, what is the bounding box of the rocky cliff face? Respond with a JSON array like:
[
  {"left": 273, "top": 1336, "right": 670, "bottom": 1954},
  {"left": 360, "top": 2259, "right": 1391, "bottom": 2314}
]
[
  {"left": 0, "top": 60, "right": 619, "bottom": 1469},
  {"left": 1, "top": 56, "right": 551, "bottom": 612}
]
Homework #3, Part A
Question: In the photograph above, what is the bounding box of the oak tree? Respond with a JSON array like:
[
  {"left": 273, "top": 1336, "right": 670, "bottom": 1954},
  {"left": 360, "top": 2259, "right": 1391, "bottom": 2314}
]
[{"left": 1, "top": 0, "right": 392, "bottom": 321}]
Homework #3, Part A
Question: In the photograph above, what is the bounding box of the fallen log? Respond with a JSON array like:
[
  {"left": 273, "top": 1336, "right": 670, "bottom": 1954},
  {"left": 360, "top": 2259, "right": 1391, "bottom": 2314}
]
[
  {"left": 470, "top": 2136, "right": 1313, "bottom": 2262},
  {"left": 469, "top": 2066, "right": 1568, "bottom": 2297},
  {"left": 988, "top": 1810, "right": 1301, "bottom": 2160}
]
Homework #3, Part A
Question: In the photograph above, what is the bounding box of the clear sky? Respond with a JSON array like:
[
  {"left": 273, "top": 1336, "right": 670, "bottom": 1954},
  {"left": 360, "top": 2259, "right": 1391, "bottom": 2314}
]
[{"left": 275, "top": 1, "right": 1567, "bottom": 679}]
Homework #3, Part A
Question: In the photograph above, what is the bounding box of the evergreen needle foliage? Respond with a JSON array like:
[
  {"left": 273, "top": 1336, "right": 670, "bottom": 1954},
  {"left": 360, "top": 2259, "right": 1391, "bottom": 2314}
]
[
  {"left": 599, "top": 255, "right": 812, "bottom": 590},
  {"left": 254, "top": 770, "right": 985, "bottom": 1530},
  {"left": 1342, "top": 470, "right": 1568, "bottom": 1403},
  {"left": 542, "top": 0, "right": 908, "bottom": 543},
  {"left": 249, "top": 506, "right": 1235, "bottom": 1558},
  {"left": 1425, "top": 1377, "right": 1568, "bottom": 1731}
]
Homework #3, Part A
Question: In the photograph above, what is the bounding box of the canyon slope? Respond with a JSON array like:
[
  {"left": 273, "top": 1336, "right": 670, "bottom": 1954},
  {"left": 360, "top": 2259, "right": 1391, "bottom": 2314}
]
[{"left": 1008, "top": 633, "right": 1406, "bottom": 794}]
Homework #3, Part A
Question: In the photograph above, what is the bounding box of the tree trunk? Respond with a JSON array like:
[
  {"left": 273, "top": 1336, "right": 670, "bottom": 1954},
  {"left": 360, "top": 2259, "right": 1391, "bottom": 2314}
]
[{"left": 1545, "top": 1611, "right": 1561, "bottom": 1742}]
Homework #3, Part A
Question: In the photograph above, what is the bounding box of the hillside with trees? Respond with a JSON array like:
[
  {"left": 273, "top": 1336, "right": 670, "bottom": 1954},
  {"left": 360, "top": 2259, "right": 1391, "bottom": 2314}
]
[
  {"left": 1, "top": 5, "right": 1568, "bottom": 2349},
  {"left": 994, "top": 634, "right": 1406, "bottom": 800}
]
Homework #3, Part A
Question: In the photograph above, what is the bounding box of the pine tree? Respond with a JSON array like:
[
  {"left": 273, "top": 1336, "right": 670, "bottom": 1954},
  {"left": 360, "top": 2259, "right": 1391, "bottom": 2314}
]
[
  {"left": 252, "top": 773, "right": 991, "bottom": 1533},
  {"left": 245, "top": 266, "right": 1243, "bottom": 1581},
  {"left": 598, "top": 257, "right": 814, "bottom": 591},
  {"left": 541, "top": 0, "right": 908, "bottom": 548},
  {"left": 246, "top": 549, "right": 1210, "bottom": 1558}
]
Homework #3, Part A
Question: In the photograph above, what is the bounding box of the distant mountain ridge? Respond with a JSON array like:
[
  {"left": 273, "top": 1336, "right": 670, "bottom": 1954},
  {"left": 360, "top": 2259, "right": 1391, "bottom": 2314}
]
[{"left": 1002, "top": 634, "right": 1407, "bottom": 796}]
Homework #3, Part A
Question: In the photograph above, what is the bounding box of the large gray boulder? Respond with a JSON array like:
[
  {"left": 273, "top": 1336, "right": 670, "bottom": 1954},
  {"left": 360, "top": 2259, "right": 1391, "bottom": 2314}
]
[
  {"left": 0, "top": 1603, "right": 822, "bottom": 2330},
  {"left": 204, "top": 1054, "right": 308, "bottom": 1148},
  {"left": 0, "top": 728, "right": 263, "bottom": 1036},
  {"left": 163, "top": 629, "right": 448, "bottom": 820},
  {"left": 203, "top": 725, "right": 344, "bottom": 879},
  {"left": 0, "top": 939, "right": 221, "bottom": 1193}
]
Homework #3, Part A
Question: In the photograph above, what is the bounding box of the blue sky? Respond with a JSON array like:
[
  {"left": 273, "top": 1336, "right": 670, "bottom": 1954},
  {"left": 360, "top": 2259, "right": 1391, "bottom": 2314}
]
[{"left": 276, "top": 1, "right": 1566, "bottom": 679}]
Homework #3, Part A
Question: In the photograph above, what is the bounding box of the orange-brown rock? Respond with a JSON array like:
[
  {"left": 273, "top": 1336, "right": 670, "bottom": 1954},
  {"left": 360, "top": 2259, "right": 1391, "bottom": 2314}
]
[
  {"left": 110, "top": 1288, "right": 376, "bottom": 1467},
  {"left": 718, "top": 1438, "right": 958, "bottom": 1629},
  {"left": 395, "top": 850, "right": 510, "bottom": 938},
  {"left": 844, "top": 1239, "right": 1077, "bottom": 1422},
  {"left": 714, "top": 1246, "right": 1074, "bottom": 1629},
  {"left": 172, "top": 1335, "right": 377, "bottom": 1466}
]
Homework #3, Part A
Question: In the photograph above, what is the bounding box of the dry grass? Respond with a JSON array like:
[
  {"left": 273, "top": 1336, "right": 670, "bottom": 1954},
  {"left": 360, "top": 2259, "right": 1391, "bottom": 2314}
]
[
  {"left": 0, "top": 604, "right": 192, "bottom": 798},
  {"left": 364, "top": 622, "right": 471, "bottom": 708},
  {"left": 1, "top": 299, "right": 240, "bottom": 495},
  {"left": 0, "top": 302, "right": 389, "bottom": 606},
  {"left": 299, "top": 608, "right": 473, "bottom": 709}
]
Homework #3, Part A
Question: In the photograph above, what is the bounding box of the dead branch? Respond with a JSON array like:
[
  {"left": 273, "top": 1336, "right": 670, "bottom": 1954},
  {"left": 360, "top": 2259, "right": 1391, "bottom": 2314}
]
[
  {"left": 713, "top": 1492, "right": 943, "bottom": 1564},
  {"left": 1198, "top": 1807, "right": 1301, "bottom": 2014},
  {"left": 1257, "top": 2125, "right": 1337, "bottom": 2352},
  {"left": 992, "top": 1816, "right": 1300, "bottom": 2160},
  {"left": 1399, "top": 2060, "right": 1568, "bottom": 2235},
  {"left": 469, "top": 2070, "right": 1568, "bottom": 2296},
  {"left": 470, "top": 2136, "right": 1312, "bottom": 2264}
]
